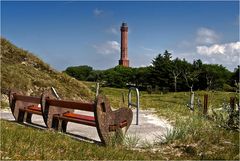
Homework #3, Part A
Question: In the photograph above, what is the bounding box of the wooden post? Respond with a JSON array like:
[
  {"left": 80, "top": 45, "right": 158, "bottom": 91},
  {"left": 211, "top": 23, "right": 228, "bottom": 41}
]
[
  {"left": 122, "top": 92, "right": 125, "bottom": 104},
  {"left": 203, "top": 94, "right": 208, "bottom": 115},
  {"left": 95, "top": 82, "right": 99, "bottom": 98},
  {"left": 230, "top": 97, "right": 235, "bottom": 112},
  {"left": 190, "top": 91, "right": 194, "bottom": 111},
  {"left": 228, "top": 97, "right": 235, "bottom": 126}
]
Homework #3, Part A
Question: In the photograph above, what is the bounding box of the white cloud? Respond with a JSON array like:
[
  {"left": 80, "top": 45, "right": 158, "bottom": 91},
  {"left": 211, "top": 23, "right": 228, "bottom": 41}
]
[
  {"left": 107, "top": 27, "right": 118, "bottom": 35},
  {"left": 197, "top": 42, "right": 240, "bottom": 56},
  {"left": 196, "top": 27, "right": 220, "bottom": 45},
  {"left": 196, "top": 41, "right": 240, "bottom": 66},
  {"left": 93, "top": 8, "right": 103, "bottom": 16},
  {"left": 197, "top": 44, "right": 225, "bottom": 56},
  {"left": 94, "top": 41, "right": 120, "bottom": 55}
]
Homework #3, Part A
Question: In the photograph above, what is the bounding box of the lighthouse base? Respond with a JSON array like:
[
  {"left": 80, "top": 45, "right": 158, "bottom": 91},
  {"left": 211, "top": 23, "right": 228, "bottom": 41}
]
[{"left": 119, "top": 59, "right": 129, "bottom": 67}]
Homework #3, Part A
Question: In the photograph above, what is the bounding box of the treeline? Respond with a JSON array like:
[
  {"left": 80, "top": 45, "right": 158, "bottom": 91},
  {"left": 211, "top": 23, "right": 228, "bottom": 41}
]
[{"left": 64, "top": 50, "right": 239, "bottom": 92}]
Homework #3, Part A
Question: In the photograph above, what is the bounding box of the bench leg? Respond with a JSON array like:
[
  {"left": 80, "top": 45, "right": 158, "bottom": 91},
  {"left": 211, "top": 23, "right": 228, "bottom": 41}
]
[
  {"left": 58, "top": 119, "right": 63, "bottom": 132},
  {"left": 57, "top": 119, "right": 68, "bottom": 132},
  {"left": 62, "top": 121, "right": 68, "bottom": 132},
  {"left": 17, "top": 110, "right": 25, "bottom": 122},
  {"left": 57, "top": 120, "right": 68, "bottom": 132},
  {"left": 51, "top": 117, "right": 59, "bottom": 130},
  {"left": 25, "top": 113, "right": 32, "bottom": 123}
]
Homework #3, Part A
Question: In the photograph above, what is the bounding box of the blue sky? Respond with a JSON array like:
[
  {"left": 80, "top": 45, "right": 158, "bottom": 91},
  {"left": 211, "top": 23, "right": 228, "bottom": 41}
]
[{"left": 1, "top": 1, "right": 239, "bottom": 71}]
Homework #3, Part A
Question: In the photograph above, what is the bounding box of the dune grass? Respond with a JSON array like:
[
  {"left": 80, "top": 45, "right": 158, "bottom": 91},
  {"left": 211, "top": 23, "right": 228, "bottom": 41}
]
[
  {"left": 1, "top": 38, "right": 93, "bottom": 103},
  {"left": 82, "top": 82, "right": 239, "bottom": 160},
  {"left": 0, "top": 81, "right": 239, "bottom": 160}
]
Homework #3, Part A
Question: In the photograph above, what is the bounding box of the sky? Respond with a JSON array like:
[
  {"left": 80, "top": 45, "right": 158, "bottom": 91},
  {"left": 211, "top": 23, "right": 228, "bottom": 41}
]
[{"left": 1, "top": 1, "right": 239, "bottom": 71}]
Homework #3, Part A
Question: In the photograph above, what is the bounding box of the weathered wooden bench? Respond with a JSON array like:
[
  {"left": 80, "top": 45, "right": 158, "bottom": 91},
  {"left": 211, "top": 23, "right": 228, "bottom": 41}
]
[
  {"left": 8, "top": 89, "right": 58, "bottom": 124},
  {"left": 41, "top": 91, "right": 133, "bottom": 145},
  {"left": 8, "top": 89, "right": 133, "bottom": 145}
]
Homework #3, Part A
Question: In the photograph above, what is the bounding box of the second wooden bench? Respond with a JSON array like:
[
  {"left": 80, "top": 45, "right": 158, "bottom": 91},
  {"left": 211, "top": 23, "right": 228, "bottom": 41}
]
[{"left": 41, "top": 91, "right": 133, "bottom": 145}]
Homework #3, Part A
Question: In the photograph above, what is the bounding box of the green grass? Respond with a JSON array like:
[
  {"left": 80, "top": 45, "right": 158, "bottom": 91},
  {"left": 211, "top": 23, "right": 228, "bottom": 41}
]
[
  {"left": 1, "top": 81, "right": 239, "bottom": 160},
  {"left": 161, "top": 114, "right": 239, "bottom": 160},
  {"left": 0, "top": 120, "right": 162, "bottom": 160},
  {"left": 1, "top": 46, "right": 239, "bottom": 160},
  {"left": 0, "top": 101, "right": 9, "bottom": 109},
  {"left": 83, "top": 81, "right": 236, "bottom": 118},
  {"left": 82, "top": 82, "right": 239, "bottom": 160}
]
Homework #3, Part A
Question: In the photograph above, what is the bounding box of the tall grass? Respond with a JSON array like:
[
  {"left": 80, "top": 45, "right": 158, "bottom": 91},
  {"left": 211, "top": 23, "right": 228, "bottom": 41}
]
[
  {"left": 83, "top": 82, "right": 239, "bottom": 160},
  {"left": 123, "top": 134, "right": 140, "bottom": 149},
  {"left": 162, "top": 114, "right": 207, "bottom": 144},
  {"left": 160, "top": 113, "right": 239, "bottom": 160}
]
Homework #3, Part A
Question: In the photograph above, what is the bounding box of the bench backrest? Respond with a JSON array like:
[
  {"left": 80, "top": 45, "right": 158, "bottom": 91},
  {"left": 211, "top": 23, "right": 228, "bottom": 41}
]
[
  {"left": 45, "top": 99, "right": 95, "bottom": 112},
  {"left": 9, "top": 90, "right": 41, "bottom": 121},
  {"left": 13, "top": 94, "right": 41, "bottom": 104}
]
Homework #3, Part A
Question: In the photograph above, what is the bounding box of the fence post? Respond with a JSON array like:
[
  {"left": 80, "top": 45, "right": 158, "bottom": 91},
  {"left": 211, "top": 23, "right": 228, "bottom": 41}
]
[
  {"left": 230, "top": 97, "right": 235, "bottom": 112},
  {"left": 190, "top": 91, "right": 194, "bottom": 111},
  {"left": 228, "top": 97, "right": 235, "bottom": 126},
  {"left": 203, "top": 94, "right": 208, "bottom": 115},
  {"left": 95, "top": 82, "right": 99, "bottom": 98},
  {"left": 122, "top": 92, "right": 125, "bottom": 104}
]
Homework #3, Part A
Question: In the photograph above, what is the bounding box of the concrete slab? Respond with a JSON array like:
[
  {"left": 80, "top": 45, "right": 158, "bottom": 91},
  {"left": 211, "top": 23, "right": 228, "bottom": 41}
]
[{"left": 0, "top": 108, "right": 173, "bottom": 147}]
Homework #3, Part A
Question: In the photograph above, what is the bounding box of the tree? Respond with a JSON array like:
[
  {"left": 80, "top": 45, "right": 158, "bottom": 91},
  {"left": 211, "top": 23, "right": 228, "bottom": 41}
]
[
  {"left": 102, "top": 66, "right": 134, "bottom": 88},
  {"left": 151, "top": 50, "right": 172, "bottom": 89},
  {"left": 171, "top": 58, "right": 184, "bottom": 92},
  {"left": 87, "top": 70, "right": 103, "bottom": 82},
  {"left": 65, "top": 65, "right": 93, "bottom": 81},
  {"left": 133, "top": 67, "right": 151, "bottom": 90},
  {"left": 201, "top": 64, "right": 232, "bottom": 90},
  {"left": 231, "top": 66, "right": 240, "bottom": 87},
  {"left": 181, "top": 59, "right": 200, "bottom": 91}
]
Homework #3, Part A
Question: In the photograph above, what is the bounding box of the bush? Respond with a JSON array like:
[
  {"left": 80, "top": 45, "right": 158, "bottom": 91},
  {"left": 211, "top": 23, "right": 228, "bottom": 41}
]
[
  {"left": 64, "top": 65, "right": 93, "bottom": 81},
  {"left": 222, "top": 84, "right": 235, "bottom": 92},
  {"left": 211, "top": 102, "right": 239, "bottom": 131}
]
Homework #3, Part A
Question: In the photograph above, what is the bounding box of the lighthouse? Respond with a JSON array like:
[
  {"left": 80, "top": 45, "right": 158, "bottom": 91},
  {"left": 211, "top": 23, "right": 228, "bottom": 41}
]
[{"left": 119, "top": 22, "right": 129, "bottom": 67}]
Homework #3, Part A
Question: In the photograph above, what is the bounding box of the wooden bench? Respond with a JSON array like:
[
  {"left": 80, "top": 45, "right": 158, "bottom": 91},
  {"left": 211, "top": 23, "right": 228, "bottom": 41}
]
[
  {"left": 41, "top": 91, "right": 133, "bottom": 145},
  {"left": 8, "top": 89, "right": 57, "bottom": 124},
  {"left": 8, "top": 89, "right": 133, "bottom": 145}
]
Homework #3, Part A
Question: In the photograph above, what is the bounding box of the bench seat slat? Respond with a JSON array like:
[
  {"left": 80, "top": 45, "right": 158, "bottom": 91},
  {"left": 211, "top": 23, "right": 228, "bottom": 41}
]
[
  {"left": 14, "top": 94, "right": 40, "bottom": 104},
  {"left": 19, "top": 108, "right": 42, "bottom": 115},
  {"left": 25, "top": 109, "right": 42, "bottom": 115},
  {"left": 27, "top": 105, "right": 41, "bottom": 112},
  {"left": 55, "top": 114, "right": 96, "bottom": 127},
  {"left": 46, "top": 99, "right": 94, "bottom": 112},
  {"left": 63, "top": 113, "right": 95, "bottom": 121}
]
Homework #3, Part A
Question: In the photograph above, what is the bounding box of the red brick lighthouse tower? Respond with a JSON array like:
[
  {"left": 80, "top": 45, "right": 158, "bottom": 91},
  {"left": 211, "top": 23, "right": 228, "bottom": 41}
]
[{"left": 119, "top": 22, "right": 129, "bottom": 67}]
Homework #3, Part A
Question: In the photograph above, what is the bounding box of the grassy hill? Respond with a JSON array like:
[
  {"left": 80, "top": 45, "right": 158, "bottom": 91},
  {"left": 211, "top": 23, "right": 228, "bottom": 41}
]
[{"left": 1, "top": 38, "right": 93, "bottom": 103}]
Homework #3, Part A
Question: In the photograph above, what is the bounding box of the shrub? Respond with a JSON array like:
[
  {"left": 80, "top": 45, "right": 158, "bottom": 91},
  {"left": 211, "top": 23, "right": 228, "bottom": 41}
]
[
  {"left": 211, "top": 103, "right": 239, "bottom": 131},
  {"left": 222, "top": 84, "right": 235, "bottom": 92}
]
